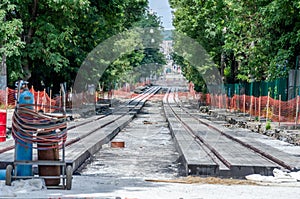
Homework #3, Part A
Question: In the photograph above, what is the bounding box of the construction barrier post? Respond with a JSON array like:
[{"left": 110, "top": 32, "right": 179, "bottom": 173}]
[
  {"left": 37, "top": 91, "right": 40, "bottom": 112},
  {"left": 279, "top": 95, "right": 281, "bottom": 127},
  {"left": 49, "top": 89, "right": 52, "bottom": 113},
  {"left": 219, "top": 94, "right": 221, "bottom": 109},
  {"left": 43, "top": 89, "right": 46, "bottom": 113},
  {"left": 266, "top": 91, "right": 270, "bottom": 121},
  {"left": 250, "top": 95, "right": 253, "bottom": 121},
  {"left": 258, "top": 96, "right": 261, "bottom": 122},
  {"left": 243, "top": 94, "right": 246, "bottom": 115},
  {"left": 296, "top": 95, "right": 299, "bottom": 127},
  {"left": 254, "top": 97, "right": 257, "bottom": 120}
]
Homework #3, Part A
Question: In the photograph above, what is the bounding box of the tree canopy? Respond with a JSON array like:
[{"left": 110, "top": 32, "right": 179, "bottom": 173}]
[
  {"left": 0, "top": 0, "right": 165, "bottom": 93},
  {"left": 0, "top": 0, "right": 24, "bottom": 85},
  {"left": 170, "top": 0, "right": 300, "bottom": 91}
]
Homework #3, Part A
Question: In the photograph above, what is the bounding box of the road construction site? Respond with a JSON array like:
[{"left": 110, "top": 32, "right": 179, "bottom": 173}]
[{"left": 1, "top": 74, "right": 300, "bottom": 198}]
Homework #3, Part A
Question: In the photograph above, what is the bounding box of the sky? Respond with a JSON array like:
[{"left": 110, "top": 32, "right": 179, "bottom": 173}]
[{"left": 148, "top": 0, "right": 174, "bottom": 30}]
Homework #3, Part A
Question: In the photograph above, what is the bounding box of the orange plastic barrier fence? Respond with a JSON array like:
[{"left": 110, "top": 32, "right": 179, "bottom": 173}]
[
  {"left": 0, "top": 82, "right": 151, "bottom": 112},
  {"left": 197, "top": 93, "right": 300, "bottom": 123},
  {"left": 184, "top": 82, "right": 300, "bottom": 123},
  {"left": 0, "top": 88, "right": 64, "bottom": 113}
]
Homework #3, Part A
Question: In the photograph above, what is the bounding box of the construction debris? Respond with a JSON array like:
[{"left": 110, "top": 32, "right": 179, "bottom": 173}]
[
  {"left": 246, "top": 169, "right": 300, "bottom": 183},
  {"left": 146, "top": 176, "right": 257, "bottom": 185}
]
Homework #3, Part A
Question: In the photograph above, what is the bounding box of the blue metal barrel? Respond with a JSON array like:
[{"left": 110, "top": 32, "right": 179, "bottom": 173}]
[{"left": 15, "top": 89, "right": 34, "bottom": 176}]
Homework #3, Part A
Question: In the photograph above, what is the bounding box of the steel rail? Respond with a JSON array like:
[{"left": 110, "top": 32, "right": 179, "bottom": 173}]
[
  {"left": 0, "top": 86, "right": 161, "bottom": 154},
  {"left": 171, "top": 89, "right": 293, "bottom": 171},
  {"left": 65, "top": 86, "right": 160, "bottom": 146},
  {"left": 163, "top": 88, "right": 232, "bottom": 169}
]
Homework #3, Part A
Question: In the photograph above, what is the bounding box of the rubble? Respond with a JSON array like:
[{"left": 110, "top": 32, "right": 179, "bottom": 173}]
[
  {"left": 246, "top": 168, "right": 300, "bottom": 184},
  {"left": 203, "top": 108, "right": 300, "bottom": 146}
]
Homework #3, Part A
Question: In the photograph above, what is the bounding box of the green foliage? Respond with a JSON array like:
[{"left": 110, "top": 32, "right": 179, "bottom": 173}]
[
  {"left": 0, "top": 0, "right": 24, "bottom": 82},
  {"left": 1, "top": 0, "right": 153, "bottom": 92},
  {"left": 171, "top": 52, "right": 207, "bottom": 93},
  {"left": 99, "top": 10, "right": 166, "bottom": 91},
  {"left": 0, "top": 1, "right": 24, "bottom": 57},
  {"left": 170, "top": 0, "right": 300, "bottom": 85},
  {"left": 265, "top": 120, "right": 271, "bottom": 130}
]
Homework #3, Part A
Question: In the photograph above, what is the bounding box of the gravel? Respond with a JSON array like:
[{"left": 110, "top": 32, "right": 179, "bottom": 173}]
[{"left": 2, "top": 101, "right": 300, "bottom": 198}]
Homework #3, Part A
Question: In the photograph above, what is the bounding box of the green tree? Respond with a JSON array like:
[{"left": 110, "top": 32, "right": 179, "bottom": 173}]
[
  {"left": 2, "top": 0, "right": 149, "bottom": 93},
  {"left": 99, "top": 10, "right": 166, "bottom": 91},
  {"left": 0, "top": 0, "right": 24, "bottom": 86},
  {"left": 11, "top": 0, "right": 92, "bottom": 91},
  {"left": 170, "top": 0, "right": 222, "bottom": 90},
  {"left": 259, "top": 0, "right": 300, "bottom": 80},
  {"left": 170, "top": 0, "right": 300, "bottom": 85}
]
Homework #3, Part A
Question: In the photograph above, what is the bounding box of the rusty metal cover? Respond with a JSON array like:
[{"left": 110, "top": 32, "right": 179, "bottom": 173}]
[{"left": 111, "top": 141, "right": 125, "bottom": 148}]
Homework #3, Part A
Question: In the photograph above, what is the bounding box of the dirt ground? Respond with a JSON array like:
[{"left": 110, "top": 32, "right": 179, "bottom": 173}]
[{"left": 2, "top": 101, "right": 300, "bottom": 198}]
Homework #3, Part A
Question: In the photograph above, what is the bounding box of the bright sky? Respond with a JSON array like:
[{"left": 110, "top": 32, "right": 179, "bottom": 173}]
[{"left": 148, "top": 0, "right": 174, "bottom": 30}]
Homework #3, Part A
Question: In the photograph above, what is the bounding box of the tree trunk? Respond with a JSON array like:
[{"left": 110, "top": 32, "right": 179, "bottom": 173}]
[
  {"left": 0, "top": 54, "right": 7, "bottom": 94},
  {"left": 0, "top": 54, "right": 6, "bottom": 76},
  {"left": 220, "top": 52, "right": 225, "bottom": 78},
  {"left": 23, "top": 0, "right": 39, "bottom": 80}
]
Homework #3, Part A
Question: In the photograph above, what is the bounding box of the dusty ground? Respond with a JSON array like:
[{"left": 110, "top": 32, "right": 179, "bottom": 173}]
[
  {"left": 2, "top": 101, "right": 300, "bottom": 198},
  {"left": 78, "top": 101, "right": 181, "bottom": 179}
]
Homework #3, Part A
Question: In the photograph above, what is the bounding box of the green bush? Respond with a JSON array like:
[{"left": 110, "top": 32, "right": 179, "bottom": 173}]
[{"left": 265, "top": 120, "right": 271, "bottom": 130}]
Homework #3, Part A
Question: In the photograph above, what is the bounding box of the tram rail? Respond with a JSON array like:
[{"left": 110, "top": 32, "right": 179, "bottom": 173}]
[
  {"left": 0, "top": 86, "right": 161, "bottom": 171},
  {"left": 163, "top": 88, "right": 299, "bottom": 177}
]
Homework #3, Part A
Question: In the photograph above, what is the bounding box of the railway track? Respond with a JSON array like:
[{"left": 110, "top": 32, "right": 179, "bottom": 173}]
[
  {"left": 0, "top": 86, "right": 161, "bottom": 171},
  {"left": 65, "top": 86, "right": 161, "bottom": 146},
  {"left": 163, "top": 88, "right": 300, "bottom": 178}
]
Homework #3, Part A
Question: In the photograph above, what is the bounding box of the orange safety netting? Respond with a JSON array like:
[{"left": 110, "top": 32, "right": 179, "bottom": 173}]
[
  {"left": 0, "top": 87, "right": 64, "bottom": 113},
  {"left": 29, "top": 87, "right": 58, "bottom": 112},
  {"left": 185, "top": 81, "right": 300, "bottom": 123},
  {"left": 197, "top": 93, "right": 300, "bottom": 123},
  {"left": 0, "top": 81, "right": 152, "bottom": 112}
]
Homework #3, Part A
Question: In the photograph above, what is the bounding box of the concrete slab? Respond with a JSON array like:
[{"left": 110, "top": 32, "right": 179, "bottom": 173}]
[
  {"left": 0, "top": 87, "right": 161, "bottom": 171},
  {"left": 163, "top": 102, "right": 292, "bottom": 178}
]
